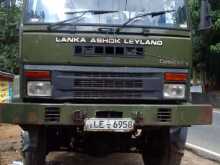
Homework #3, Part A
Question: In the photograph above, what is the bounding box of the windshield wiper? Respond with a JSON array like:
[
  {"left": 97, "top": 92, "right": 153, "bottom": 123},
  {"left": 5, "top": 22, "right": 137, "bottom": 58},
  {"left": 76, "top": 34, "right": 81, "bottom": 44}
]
[
  {"left": 65, "top": 10, "right": 119, "bottom": 15},
  {"left": 47, "top": 10, "right": 119, "bottom": 31},
  {"left": 116, "top": 10, "right": 176, "bottom": 32}
]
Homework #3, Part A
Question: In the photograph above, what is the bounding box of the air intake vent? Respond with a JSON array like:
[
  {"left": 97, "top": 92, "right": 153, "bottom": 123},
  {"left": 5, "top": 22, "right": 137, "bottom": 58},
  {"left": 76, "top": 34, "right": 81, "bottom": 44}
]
[
  {"left": 45, "top": 107, "right": 60, "bottom": 122},
  {"left": 157, "top": 108, "right": 172, "bottom": 122},
  {"left": 74, "top": 45, "right": 144, "bottom": 57}
]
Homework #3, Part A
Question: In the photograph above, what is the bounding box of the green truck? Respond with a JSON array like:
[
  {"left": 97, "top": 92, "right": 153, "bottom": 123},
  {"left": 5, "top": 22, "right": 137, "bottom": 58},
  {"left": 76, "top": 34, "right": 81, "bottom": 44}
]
[{"left": 0, "top": 0, "right": 213, "bottom": 164}]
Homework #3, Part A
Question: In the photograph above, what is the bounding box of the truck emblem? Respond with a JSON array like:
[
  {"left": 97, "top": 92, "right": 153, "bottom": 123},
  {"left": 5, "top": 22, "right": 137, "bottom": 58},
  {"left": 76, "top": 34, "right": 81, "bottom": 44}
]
[{"left": 56, "top": 37, "right": 163, "bottom": 46}]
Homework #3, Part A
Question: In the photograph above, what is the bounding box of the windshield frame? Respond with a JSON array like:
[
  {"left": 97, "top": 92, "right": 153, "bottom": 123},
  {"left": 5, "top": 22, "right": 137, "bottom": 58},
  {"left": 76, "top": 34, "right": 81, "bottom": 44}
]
[{"left": 22, "top": 0, "right": 191, "bottom": 31}]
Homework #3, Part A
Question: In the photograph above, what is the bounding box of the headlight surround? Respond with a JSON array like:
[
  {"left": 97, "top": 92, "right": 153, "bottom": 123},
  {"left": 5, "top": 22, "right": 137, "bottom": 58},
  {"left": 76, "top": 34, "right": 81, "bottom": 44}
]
[
  {"left": 27, "top": 81, "right": 51, "bottom": 97},
  {"left": 163, "top": 84, "right": 186, "bottom": 99}
]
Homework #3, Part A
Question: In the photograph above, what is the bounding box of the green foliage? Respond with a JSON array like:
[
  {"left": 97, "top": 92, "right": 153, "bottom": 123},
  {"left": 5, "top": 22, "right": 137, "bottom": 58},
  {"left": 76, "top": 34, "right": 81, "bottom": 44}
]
[
  {"left": 0, "top": 43, "right": 18, "bottom": 72},
  {"left": 209, "top": 8, "right": 220, "bottom": 55},
  {"left": 210, "top": 43, "right": 220, "bottom": 54},
  {"left": 188, "top": 0, "right": 200, "bottom": 28},
  {"left": 188, "top": 0, "right": 204, "bottom": 72},
  {"left": 189, "top": 0, "right": 220, "bottom": 83},
  {"left": 0, "top": 4, "right": 20, "bottom": 73}
]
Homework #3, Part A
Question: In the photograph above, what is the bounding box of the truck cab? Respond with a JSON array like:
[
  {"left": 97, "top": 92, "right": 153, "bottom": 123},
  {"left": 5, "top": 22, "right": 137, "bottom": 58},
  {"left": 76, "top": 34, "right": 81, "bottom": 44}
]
[{"left": 0, "top": 0, "right": 212, "bottom": 165}]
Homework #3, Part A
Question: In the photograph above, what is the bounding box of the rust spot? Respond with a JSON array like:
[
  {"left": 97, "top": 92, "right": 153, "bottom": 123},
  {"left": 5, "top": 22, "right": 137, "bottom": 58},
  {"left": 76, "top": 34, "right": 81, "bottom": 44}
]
[{"left": 199, "top": 107, "right": 213, "bottom": 124}]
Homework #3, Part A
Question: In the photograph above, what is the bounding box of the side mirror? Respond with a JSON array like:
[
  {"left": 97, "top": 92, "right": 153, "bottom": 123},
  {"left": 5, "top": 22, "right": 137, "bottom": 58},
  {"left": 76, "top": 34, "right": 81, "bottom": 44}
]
[{"left": 199, "top": 0, "right": 212, "bottom": 31}]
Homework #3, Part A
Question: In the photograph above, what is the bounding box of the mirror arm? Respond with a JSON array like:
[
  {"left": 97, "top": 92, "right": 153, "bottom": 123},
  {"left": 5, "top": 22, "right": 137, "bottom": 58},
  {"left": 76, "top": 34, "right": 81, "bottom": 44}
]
[{"left": 199, "top": 0, "right": 212, "bottom": 31}]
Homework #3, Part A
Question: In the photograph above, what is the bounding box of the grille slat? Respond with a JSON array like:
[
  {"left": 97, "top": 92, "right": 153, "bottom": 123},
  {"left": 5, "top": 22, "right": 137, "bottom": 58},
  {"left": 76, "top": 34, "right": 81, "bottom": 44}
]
[
  {"left": 73, "top": 72, "right": 149, "bottom": 78},
  {"left": 72, "top": 88, "right": 143, "bottom": 91},
  {"left": 74, "top": 91, "right": 142, "bottom": 98}
]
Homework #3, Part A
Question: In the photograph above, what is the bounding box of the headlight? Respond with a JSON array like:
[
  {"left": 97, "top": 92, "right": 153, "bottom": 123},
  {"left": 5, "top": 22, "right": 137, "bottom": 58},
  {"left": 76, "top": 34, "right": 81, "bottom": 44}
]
[
  {"left": 163, "top": 84, "right": 186, "bottom": 99},
  {"left": 27, "top": 81, "right": 51, "bottom": 97}
]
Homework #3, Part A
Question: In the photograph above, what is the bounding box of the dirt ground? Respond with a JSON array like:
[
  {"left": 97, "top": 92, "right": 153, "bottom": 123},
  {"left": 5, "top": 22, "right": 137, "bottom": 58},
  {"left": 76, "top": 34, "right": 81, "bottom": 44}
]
[{"left": 0, "top": 124, "right": 219, "bottom": 165}]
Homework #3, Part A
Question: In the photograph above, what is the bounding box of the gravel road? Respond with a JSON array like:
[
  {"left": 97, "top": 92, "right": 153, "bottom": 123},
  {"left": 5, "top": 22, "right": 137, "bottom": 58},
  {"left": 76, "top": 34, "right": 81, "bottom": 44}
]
[{"left": 0, "top": 124, "right": 219, "bottom": 165}]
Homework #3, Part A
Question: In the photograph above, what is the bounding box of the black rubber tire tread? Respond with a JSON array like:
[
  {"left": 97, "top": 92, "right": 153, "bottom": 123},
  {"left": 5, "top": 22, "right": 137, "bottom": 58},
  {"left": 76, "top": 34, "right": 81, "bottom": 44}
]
[
  {"left": 142, "top": 128, "right": 183, "bottom": 165},
  {"left": 22, "top": 127, "right": 47, "bottom": 165},
  {"left": 23, "top": 150, "right": 46, "bottom": 165}
]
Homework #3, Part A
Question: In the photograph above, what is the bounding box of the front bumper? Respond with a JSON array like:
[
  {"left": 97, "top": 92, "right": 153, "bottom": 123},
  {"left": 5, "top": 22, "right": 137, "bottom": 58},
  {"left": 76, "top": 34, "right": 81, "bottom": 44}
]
[{"left": 0, "top": 103, "right": 212, "bottom": 126}]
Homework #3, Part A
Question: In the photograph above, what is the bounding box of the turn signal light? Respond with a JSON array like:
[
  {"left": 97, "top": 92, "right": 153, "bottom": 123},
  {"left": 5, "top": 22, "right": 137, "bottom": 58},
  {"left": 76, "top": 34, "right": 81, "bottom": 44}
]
[
  {"left": 164, "top": 72, "right": 188, "bottom": 81},
  {"left": 24, "top": 71, "right": 50, "bottom": 79}
]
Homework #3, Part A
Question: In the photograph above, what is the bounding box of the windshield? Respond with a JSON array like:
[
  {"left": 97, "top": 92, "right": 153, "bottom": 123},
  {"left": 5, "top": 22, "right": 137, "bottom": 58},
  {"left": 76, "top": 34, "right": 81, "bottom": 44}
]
[{"left": 24, "top": 0, "right": 188, "bottom": 29}]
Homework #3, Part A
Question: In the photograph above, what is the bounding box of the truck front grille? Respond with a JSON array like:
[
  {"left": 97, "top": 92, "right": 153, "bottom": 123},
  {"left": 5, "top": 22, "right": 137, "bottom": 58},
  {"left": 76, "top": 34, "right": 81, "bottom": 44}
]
[{"left": 53, "top": 69, "right": 163, "bottom": 100}]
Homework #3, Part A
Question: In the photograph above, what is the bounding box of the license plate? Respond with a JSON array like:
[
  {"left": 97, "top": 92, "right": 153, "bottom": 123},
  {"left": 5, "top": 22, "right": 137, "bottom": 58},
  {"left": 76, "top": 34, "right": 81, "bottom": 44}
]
[{"left": 84, "top": 118, "right": 135, "bottom": 132}]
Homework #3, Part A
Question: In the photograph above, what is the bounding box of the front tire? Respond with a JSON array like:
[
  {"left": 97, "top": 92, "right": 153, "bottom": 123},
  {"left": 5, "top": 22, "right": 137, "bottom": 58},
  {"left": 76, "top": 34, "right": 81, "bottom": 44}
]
[
  {"left": 142, "top": 127, "right": 187, "bottom": 165},
  {"left": 21, "top": 127, "right": 47, "bottom": 165}
]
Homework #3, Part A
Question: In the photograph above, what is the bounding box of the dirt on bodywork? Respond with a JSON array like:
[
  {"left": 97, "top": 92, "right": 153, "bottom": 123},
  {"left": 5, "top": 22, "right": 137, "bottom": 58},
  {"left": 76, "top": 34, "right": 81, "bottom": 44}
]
[{"left": 0, "top": 124, "right": 218, "bottom": 165}]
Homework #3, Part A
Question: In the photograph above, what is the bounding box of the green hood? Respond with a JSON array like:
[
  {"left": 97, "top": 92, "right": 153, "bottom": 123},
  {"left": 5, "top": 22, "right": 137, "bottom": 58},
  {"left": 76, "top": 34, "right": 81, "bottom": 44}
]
[{"left": 22, "top": 31, "right": 192, "bottom": 68}]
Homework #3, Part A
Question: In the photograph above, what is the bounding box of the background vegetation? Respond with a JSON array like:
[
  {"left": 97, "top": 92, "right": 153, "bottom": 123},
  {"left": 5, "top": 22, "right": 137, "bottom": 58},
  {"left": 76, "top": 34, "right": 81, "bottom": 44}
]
[
  {"left": 0, "top": 0, "right": 220, "bottom": 89},
  {"left": 0, "top": 0, "right": 20, "bottom": 73},
  {"left": 189, "top": 0, "right": 220, "bottom": 89}
]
